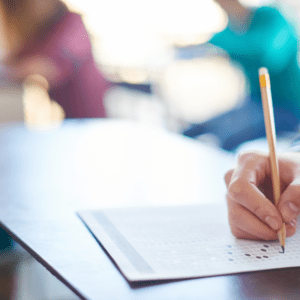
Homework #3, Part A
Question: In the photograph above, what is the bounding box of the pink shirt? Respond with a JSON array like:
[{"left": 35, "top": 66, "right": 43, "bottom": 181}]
[{"left": 18, "top": 12, "right": 109, "bottom": 119}]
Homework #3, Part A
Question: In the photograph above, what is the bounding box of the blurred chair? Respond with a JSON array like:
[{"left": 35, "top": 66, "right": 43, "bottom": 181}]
[{"left": 183, "top": 97, "right": 299, "bottom": 151}]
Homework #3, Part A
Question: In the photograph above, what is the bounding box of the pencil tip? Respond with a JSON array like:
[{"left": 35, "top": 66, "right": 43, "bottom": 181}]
[{"left": 281, "top": 246, "right": 285, "bottom": 253}]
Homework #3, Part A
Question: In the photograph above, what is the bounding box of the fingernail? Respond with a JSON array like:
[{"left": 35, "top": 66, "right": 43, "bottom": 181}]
[
  {"left": 288, "top": 202, "right": 298, "bottom": 213},
  {"left": 265, "top": 216, "right": 279, "bottom": 230},
  {"left": 282, "top": 202, "right": 298, "bottom": 221}
]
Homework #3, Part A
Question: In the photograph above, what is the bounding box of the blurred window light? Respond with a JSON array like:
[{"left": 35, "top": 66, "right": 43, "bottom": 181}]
[
  {"left": 238, "top": 0, "right": 274, "bottom": 7},
  {"left": 94, "top": 33, "right": 174, "bottom": 69},
  {"left": 65, "top": 0, "right": 227, "bottom": 37},
  {"left": 151, "top": 0, "right": 227, "bottom": 41},
  {"left": 64, "top": 0, "right": 228, "bottom": 70},
  {"left": 159, "top": 56, "right": 246, "bottom": 123},
  {"left": 95, "top": 33, "right": 174, "bottom": 84},
  {"left": 161, "top": 33, "right": 214, "bottom": 48},
  {"left": 118, "top": 68, "right": 149, "bottom": 85}
]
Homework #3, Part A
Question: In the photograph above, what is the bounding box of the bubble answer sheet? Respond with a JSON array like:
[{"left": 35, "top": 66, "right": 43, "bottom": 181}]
[{"left": 78, "top": 205, "right": 300, "bottom": 282}]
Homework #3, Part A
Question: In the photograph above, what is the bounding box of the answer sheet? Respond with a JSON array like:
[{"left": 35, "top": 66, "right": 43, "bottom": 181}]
[{"left": 78, "top": 205, "right": 300, "bottom": 282}]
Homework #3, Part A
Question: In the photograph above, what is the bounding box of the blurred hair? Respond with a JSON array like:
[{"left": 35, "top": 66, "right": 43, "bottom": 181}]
[{"left": 0, "top": 0, "right": 68, "bottom": 60}]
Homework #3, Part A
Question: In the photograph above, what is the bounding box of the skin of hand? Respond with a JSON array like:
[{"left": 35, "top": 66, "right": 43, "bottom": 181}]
[{"left": 225, "top": 151, "right": 300, "bottom": 240}]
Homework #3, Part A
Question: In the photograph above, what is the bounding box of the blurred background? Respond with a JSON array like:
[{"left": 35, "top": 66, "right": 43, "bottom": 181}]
[
  {"left": 1, "top": 0, "right": 300, "bottom": 298},
  {"left": 18, "top": 0, "right": 300, "bottom": 146}
]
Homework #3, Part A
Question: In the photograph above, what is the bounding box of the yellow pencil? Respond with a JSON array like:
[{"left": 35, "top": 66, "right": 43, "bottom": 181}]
[{"left": 259, "top": 67, "right": 286, "bottom": 252}]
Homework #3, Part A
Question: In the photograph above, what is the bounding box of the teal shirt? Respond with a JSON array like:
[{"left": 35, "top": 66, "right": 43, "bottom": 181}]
[{"left": 210, "top": 6, "right": 300, "bottom": 118}]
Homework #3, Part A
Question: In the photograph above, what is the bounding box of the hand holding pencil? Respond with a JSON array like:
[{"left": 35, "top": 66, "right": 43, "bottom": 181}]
[
  {"left": 259, "top": 67, "right": 286, "bottom": 251},
  {"left": 224, "top": 68, "right": 300, "bottom": 243}
]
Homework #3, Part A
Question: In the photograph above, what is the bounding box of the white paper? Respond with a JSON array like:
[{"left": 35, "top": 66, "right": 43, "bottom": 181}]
[{"left": 78, "top": 205, "right": 300, "bottom": 282}]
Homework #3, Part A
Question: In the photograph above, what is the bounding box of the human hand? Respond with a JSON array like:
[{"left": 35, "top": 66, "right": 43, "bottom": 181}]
[{"left": 225, "top": 151, "right": 300, "bottom": 240}]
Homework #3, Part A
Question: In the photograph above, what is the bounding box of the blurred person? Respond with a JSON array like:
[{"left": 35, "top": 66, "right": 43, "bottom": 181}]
[
  {"left": 184, "top": 0, "right": 300, "bottom": 151},
  {"left": 0, "top": 0, "right": 110, "bottom": 118},
  {"left": 211, "top": 0, "right": 300, "bottom": 116}
]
